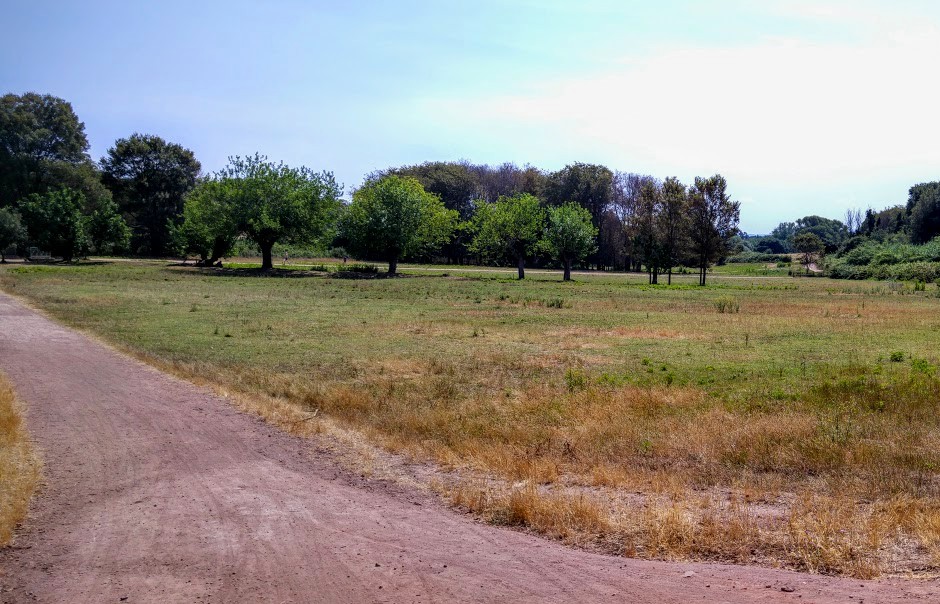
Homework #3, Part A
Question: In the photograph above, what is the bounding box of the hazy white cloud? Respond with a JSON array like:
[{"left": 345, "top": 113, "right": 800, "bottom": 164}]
[{"left": 421, "top": 22, "right": 940, "bottom": 187}]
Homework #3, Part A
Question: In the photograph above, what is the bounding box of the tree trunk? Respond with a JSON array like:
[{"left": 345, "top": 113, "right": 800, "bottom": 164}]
[
  {"left": 388, "top": 257, "right": 398, "bottom": 276},
  {"left": 651, "top": 267, "right": 659, "bottom": 285},
  {"left": 700, "top": 264, "right": 707, "bottom": 286},
  {"left": 517, "top": 255, "right": 525, "bottom": 280},
  {"left": 667, "top": 268, "right": 672, "bottom": 285},
  {"left": 563, "top": 258, "right": 571, "bottom": 281},
  {"left": 261, "top": 243, "right": 274, "bottom": 270}
]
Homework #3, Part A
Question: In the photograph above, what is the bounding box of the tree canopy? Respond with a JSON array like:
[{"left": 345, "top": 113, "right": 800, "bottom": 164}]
[
  {"left": 101, "top": 133, "right": 201, "bottom": 256},
  {"left": 543, "top": 202, "right": 597, "bottom": 281},
  {"left": 907, "top": 182, "right": 940, "bottom": 244},
  {"left": 0, "top": 207, "right": 26, "bottom": 262},
  {"left": 470, "top": 193, "right": 545, "bottom": 280},
  {"left": 687, "top": 175, "right": 740, "bottom": 286},
  {"left": 794, "top": 231, "right": 825, "bottom": 274},
  {"left": 0, "top": 92, "right": 92, "bottom": 207},
  {"left": 341, "top": 175, "right": 457, "bottom": 275}
]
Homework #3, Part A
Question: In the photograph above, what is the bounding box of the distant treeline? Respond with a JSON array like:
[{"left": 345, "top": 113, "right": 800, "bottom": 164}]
[
  {"left": 1, "top": 92, "right": 742, "bottom": 284},
  {"left": 736, "top": 183, "right": 940, "bottom": 281}
]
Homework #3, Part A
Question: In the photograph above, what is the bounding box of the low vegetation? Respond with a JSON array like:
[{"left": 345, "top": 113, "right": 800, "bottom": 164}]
[
  {"left": 0, "top": 372, "right": 41, "bottom": 546},
  {"left": 4, "top": 261, "right": 940, "bottom": 576}
]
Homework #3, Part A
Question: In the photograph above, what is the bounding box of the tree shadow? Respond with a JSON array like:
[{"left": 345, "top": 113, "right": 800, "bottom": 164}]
[{"left": 173, "top": 266, "right": 399, "bottom": 279}]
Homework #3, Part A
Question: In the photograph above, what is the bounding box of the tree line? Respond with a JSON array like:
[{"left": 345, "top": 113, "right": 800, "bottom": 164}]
[{"left": 0, "top": 92, "right": 741, "bottom": 283}]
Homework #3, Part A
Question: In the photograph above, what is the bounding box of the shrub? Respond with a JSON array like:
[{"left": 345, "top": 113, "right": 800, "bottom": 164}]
[
  {"left": 889, "top": 351, "right": 905, "bottom": 363},
  {"left": 564, "top": 368, "right": 588, "bottom": 391},
  {"left": 714, "top": 295, "right": 740, "bottom": 314}
]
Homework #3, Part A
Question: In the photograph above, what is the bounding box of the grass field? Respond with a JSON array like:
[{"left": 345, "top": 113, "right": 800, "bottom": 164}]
[
  {"left": 3, "top": 259, "right": 940, "bottom": 577},
  {"left": 0, "top": 372, "right": 41, "bottom": 547}
]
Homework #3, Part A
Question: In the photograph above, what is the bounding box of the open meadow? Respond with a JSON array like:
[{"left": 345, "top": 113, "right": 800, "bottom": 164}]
[{"left": 3, "top": 259, "right": 940, "bottom": 578}]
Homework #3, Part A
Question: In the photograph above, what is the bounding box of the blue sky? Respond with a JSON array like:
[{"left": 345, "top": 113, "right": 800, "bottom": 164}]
[{"left": 3, "top": 0, "right": 939, "bottom": 233}]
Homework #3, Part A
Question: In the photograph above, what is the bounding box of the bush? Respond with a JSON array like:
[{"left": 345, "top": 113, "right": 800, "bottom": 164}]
[{"left": 714, "top": 295, "right": 740, "bottom": 314}]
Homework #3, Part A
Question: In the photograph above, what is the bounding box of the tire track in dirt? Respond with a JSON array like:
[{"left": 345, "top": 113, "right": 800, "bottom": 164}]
[{"left": 0, "top": 292, "right": 935, "bottom": 603}]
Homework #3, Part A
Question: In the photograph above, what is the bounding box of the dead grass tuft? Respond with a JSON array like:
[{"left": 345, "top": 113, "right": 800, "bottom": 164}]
[{"left": 0, "top": 373, "right": 41, "bottom": 546}]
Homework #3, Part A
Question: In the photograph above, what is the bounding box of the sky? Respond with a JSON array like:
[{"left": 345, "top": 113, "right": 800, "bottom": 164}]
[{"left": 3, "top": 0, "right": 940, "bottom": 233}]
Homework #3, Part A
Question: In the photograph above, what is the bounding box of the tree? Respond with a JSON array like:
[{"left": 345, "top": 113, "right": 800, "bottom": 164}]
[
  {"left": 0, "top": 93, "right": 92, "bottom": 207},
  {"left": 0, "top": 207, "right": 26, "bottom": 262},
  {"left": 470, "top": 193, "right": 545, "bottom": 279},
  {"left": 85, "top": 198, "right": 131, "bottom": 255},
  {"left": 794, "top": 232, "right": 825, "bottom": 275},
  {"left": 658, "top": 177, "right": 688, "bottom": 285},
  {"left": 173, "top": 179, "right": 238, "bottom": 265},
  {"left": 907, "top": 182, "right": 940, "bottom": 244},
  {"left": 631, "top": 179, "right": 663, "bottom": 283},
  {"left": 471, "top": 162, "right": 545, "bottom": 203},
  {"left": 611, "top": 172, "right": 658, "bottom": 272},
  {"left": 220, "top": 155, "right": 340, "bottom": 269},
  {"left": 792, "top": 215, "right": 849, "bottom": 252},
  {"left": 100, "top": 134, "right": 201, "bottom": 256},
  {"left": 544, "top": 163, "right": 613, "bottom": 266},
  {"left": 18, "top": 188, "right": 89, "bottom": 261},
  {"left": 383, "top": 161, "right": 478, "bottom": 221},
  {"left": 342, "top": 175, "right": 457, "bottom": 275},
  {"left": 687, "top": 175, "right": 740, "bottom": 286},
  {"left": 543, "top": 202, "right": 597, "bottom": 281}
]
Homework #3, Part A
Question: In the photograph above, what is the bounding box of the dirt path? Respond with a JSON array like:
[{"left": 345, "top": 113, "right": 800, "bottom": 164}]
[{"left": 0, "top": 293, "right": 935, "bottom": 603}]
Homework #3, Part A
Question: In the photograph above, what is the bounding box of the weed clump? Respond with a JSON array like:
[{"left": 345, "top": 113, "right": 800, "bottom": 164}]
[
  {"left": 713, "top": 295, "right": 740, "bottom": 314},
  {"left": 0, "top": 374, "right": 41, "bottom": 546}
]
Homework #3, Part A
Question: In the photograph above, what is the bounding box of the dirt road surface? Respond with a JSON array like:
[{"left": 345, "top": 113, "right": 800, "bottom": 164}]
[{"left": 0, "top": 291, "right": 936, "bottom": 603}]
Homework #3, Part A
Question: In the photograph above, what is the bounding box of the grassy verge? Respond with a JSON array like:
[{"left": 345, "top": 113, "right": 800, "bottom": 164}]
[
  {"left": 3, "top": 261, "right": 940, "bottom": 576},
  {"left": 0, "top": 372, "right": 41, "bottom": 546}
]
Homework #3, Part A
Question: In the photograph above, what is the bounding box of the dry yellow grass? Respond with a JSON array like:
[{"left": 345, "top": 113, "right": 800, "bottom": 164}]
[
  {"left": 5, "top": 263, "right": 940, "bottom": 577},
  {"left": 0, "top": 373, "right": 41, "bottom": 547}
]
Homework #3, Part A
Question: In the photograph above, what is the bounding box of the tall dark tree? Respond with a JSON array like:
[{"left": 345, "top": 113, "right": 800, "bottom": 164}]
[
  {"left": 631, "top": 179, "right": 662, "bottom": 283},
  {"left": 658, "top": 177, "right": 688, "bottom": 285},
  {"left": 471, "top": 162, "right": 545, "bottom": 204},
  {"left": 611, "top": 172, "right": 656, "bottom": 272},
  {"left": 907, "top": 182, "right": 940, "bottom": 244},
  {"left": 0, "top": 93, "right": 92, "bottom": 207},
  {"left": 18, "top": 188, "right": 89, "bottom": 261},
  {"left": 0, "top": 207, "right": 26, "bottom": 262},
  {"left": 100, "top": 134, "right": 201, "bottom": 256},
  {"left": 687, "top": 175, "right": 740, "bottom": 286}
]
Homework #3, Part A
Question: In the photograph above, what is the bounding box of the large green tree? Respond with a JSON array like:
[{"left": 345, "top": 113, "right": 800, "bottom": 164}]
[
  {"left": 0, "top": 207, "right": 26, "bottom": 262},
  {"left": 18, "top": 188, "right": 89, "bottom": 261},
  {"left": 470, "top": 193, "right": 545, "bottom": 280},
  {"left": 907, "top": 182, "right": 940, "bottom": 244},
  {"left": 543, "top": 202, "right": 597, "bottom": 281},
  {"left": 224, "top": 155, "right": 341, "bottom": 269},
  {"left": 17, "top": 188, "right": 128, "bottom": 261},
  {"left": 341, "top": 175, "right": 457, "bottom": 275},
  {"left": 100, "top": 134, "right": 201, "bottom": 256},
  {"left": 544, "top": 163, "right": 613, "bottom": 267},
  {"left": 687, "top": 175, "right": 740, "bottom": 286},
  {"left": 173, "top": 179, "right": 238, "bottom": 265},
  {"left": 0, "top": 93, "right": 97, "bottom": 208}
]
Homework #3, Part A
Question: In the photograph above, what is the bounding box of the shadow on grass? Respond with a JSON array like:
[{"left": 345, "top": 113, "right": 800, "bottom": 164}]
[{"left": 172, "top": 265, "right": 399, "bottom": 280}]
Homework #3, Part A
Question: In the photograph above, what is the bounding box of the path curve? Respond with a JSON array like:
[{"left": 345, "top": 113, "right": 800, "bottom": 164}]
[{"left": 0, "top": 292, "right": 935, "bottom": 603}]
